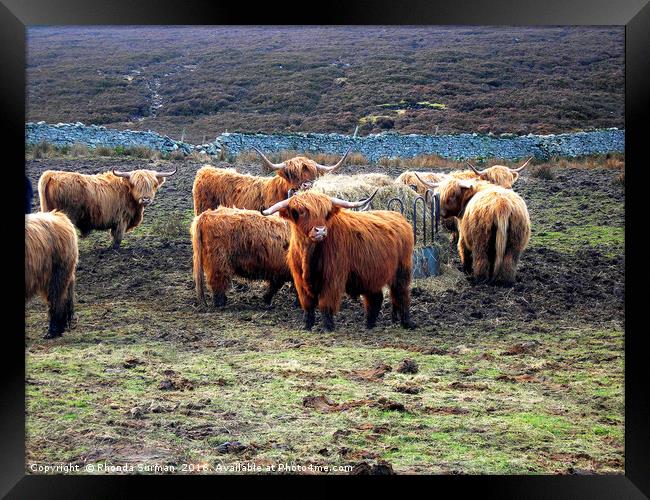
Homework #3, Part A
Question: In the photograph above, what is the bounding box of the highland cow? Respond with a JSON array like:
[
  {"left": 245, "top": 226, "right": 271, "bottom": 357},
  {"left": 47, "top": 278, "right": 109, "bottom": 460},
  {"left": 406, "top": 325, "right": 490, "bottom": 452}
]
[
  {"left": 396, "top": 157, "right": 531, "bottom": 196},
  {"left": 38, "top": 166, "right": 177, "bottom": 248},
  {"left": 421, "top": 176, "right": 531, "bottom": 285},
  {"left": 191, "top": 207, "right": 293, "bottom": 307},
  {"left": 25, "top": 210, "right": 79, "bottom": 338},
  {"left": 25, "top": 175, "right": 33, "bottom": 214},
  {"left": 462, "top": 157, "right": 532, "bottom": 189},
  {"left": 192, "top": 147, "right": 350, "bottom": 215},
  {"left": 395, "top": 171, "right": 451, "bottom": 196},
  {"left": 263, "top": 190, "right": 415, "bottom": 331}
]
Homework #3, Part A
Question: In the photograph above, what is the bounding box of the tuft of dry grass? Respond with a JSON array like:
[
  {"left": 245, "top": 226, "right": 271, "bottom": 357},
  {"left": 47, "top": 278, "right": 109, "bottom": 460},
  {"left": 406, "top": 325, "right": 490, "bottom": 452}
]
[
  {"left": 94, "top": 145, "right": 113, "bottom": 156},
  {"left": 550, "top": 153, "right": 624, "bottom": 170},
  {"left": 69, "top": 143, "right": 89, "bottom": 157},
  {"left": 169, "top": 150, "right": 186, "bottom": 161},
  {"left": 31, "top": 140, "right": 54, "bottom": 159},
  {"left": 530, "top": 164, "right": 555, "bottom": 180},
  {"left": 616, "top": 166, "right": 625, "bottom": 186}
]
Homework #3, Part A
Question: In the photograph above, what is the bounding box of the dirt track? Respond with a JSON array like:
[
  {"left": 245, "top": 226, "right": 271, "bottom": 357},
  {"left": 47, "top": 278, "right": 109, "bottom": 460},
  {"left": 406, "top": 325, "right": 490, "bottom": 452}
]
[{"left": 25, "top": 157, "right": 624, "bottom": 474}]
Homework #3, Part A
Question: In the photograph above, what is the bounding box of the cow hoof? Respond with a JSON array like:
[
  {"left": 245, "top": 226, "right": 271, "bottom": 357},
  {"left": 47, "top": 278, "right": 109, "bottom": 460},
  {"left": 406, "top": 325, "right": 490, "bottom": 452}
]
[
  {"left": 43, "top": 331, "right": 61, "bottom": 340},
  {"left": 366, "top": 321, "right": 377, "bottom": 330},
  {"left": 401, "top": 320, "right": 417, "bottom": 330},
  {"left": 213, "top": 295, "right": 227, "bottom": 308}
]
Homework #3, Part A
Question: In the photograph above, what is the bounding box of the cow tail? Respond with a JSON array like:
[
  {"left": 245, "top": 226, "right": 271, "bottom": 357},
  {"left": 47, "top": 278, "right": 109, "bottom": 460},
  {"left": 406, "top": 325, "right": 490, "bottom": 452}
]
[
  {"left": 191, "top": 214, "right": 206, "bottom": 305},
  {"left": 38, "top": 172, "right": 53, "bottom": 212},
  {"left": 493, "top": 211, "right": 509, "bottom": 280}
]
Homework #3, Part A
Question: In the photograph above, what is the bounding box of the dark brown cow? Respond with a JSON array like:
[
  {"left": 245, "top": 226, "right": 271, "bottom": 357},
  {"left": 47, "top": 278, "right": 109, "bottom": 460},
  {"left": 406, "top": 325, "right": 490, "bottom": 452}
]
[
  {"left": 25, "top": 210, "right": 79, "bottom": 338},
  {"left": 38, "top": 166, "right": 176, "bottom": 248},
  {"left": 192, "top": 147, "right": 350, "bottom": 215},
  {"left": 263, "top": 190, "right": 415, "bottom": 331},
  {"left": 191, "top": 207, "right": 293, "bottom": 307}
]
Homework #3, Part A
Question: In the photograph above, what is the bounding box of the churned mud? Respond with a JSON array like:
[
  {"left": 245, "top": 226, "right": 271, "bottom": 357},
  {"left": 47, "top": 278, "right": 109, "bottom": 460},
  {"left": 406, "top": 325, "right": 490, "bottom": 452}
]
[{"left": 25, "top": 157, "right": 624, "bottom": 474}]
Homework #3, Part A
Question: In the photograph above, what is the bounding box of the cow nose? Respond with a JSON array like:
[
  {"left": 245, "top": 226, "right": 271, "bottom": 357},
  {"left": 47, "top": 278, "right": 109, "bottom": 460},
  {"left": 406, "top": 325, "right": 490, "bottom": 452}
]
[
  {"left": 300, "top": 181, "right": 313, "bottom": 191},
  {"left": 310, "top": 226, "right": 328, "bottom": 242},
  {"left": 140, "top": 197, "right": 152, "bottom": 206}
]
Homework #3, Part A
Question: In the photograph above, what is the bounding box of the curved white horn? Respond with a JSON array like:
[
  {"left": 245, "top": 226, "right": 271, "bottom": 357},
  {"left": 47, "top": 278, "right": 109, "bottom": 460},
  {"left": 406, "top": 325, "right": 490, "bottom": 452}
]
[
  {"left": 253, "top": 146, "right": 286, "bottom": 172},
  {"left": 156, "top": 165, "right": 178, "bottom": 178},
  {"left": 330, "top": 188, "right": 379, "bottom": 209},
  {"left": 112, "top": 169, "right": 131, "bottom": 178},
  {"left": 414, "top": 172, "right": 440, "bottom": 189},
  {"left": 262, "top": 197, "right": 291, "bottom": 216},
  {"left": 465, "top": 161, "right": 485, "bottom": 175},
  {"left": 314, "top": 146, "right": 352, "bottom": 173},
  {"left": 511, "top": 157, "right": 533, "bottom": 172}
]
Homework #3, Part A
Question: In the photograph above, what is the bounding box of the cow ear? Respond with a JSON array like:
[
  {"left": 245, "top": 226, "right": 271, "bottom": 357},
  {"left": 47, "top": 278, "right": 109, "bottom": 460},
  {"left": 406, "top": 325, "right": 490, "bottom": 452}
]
[
  {"left": 511, "top": 172, "right": 519, "bottom": 182},
  {"left": 327, "top": 206, "right": 340, "bottom": 219},
  {"left": 458, "top": 179, "right": 475, "bottom": 190},
  {"left": 156, "top": 177, "right": 166, "bottom": 186}
]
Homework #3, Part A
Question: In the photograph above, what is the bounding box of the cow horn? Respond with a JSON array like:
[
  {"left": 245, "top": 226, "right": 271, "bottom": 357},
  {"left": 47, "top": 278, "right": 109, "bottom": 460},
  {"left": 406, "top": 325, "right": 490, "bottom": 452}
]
[
  {"left": 511, "top": 157, "right": 533, "bottom": 172},
  {"left": 253, "top": 147, "right": 286, "bottom": 172},
  {"left": 262, "top": 197, "right": 291, "bottom": 216},
  {"left": 155, "top": 165, "right": 178, "bottom": 178},
  {"left": 414, "top": 172, "right": 440, "bottom": 189},
  {"left": 314, "top": 146, "right": 352, "bottom": 173},
  {"left": 465, "top": 161, "right": 485, "bottom": 175},
  {"left": 112, "top": 169, "right": 131, "bottom": 178},
  {"left": 330, "top": 188, "right": 379, "bottom": 209}
]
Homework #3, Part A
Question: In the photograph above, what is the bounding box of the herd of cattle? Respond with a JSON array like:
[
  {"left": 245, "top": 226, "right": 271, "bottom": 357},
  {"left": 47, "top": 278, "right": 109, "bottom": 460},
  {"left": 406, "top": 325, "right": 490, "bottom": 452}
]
[{"left": 25, "top": 148, "right": 531, "bottom": 338}]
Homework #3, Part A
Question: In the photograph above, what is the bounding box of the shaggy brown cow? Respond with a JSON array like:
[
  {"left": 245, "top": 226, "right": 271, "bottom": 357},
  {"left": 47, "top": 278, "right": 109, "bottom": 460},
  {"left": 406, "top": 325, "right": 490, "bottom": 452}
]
[
  {"left": 38, "top": 166, "right": 176, "bottom": 248},
  {"left": 192, "top": 147, "right": 350, "bottom": 215},
  {"left": 395, "top": 171, "right": 451, "bottom": 196},
  {"left": 191, "top": 207, "right": 293, "bottom": 307},
  {"left": 420, "top": 176, "right": 531, "bottom": 284},
  {"left": 462, "top": 157, "right": 532, "bottom": 189},
  {"left": 263, "top": 190, "right": 415, "bottom": 331},
  {"left": 26, "top": 210, "right": 79, "bottom": 338},
  {"left": 396, "top": 157, "right": 531, "bottom": 196}
]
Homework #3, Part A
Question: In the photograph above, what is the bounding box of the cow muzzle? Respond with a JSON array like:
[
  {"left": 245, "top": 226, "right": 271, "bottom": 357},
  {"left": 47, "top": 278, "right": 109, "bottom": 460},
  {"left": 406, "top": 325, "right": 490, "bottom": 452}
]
[
  {"left": 140, "top": 197, "right": 152, "bottom": 206},
  {"left": 309, "top": 226, "right": 328, "bottom": 242}
]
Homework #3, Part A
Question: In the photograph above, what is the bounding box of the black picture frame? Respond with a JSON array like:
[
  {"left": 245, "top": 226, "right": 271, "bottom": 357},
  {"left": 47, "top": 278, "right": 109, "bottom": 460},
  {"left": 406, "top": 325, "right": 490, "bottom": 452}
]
[{"left": 3, "top": 0, "right": 648, "bottom": 497}]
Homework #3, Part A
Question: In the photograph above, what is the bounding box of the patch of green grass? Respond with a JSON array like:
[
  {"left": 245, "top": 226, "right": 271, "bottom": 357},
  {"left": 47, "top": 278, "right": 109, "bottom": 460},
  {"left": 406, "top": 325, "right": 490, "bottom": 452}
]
[{"left": 533, "top": 225, "right": 623, "bottom": 256}]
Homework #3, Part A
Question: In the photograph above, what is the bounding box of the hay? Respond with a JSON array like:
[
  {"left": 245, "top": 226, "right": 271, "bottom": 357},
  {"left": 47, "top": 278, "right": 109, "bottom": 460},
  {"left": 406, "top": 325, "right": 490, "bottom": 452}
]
[
  {"left": 311, "top": 173, "right": 449, "bottom": 249},
  {"left": 413, "top": 263, "right": 467, "bottom": 291}
]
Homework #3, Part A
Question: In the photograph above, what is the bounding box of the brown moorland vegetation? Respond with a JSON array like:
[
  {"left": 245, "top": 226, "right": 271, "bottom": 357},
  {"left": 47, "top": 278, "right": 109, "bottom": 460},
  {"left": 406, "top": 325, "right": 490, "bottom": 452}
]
[{"left": 27, "top": 26, "right": 623, "bottom": 143}]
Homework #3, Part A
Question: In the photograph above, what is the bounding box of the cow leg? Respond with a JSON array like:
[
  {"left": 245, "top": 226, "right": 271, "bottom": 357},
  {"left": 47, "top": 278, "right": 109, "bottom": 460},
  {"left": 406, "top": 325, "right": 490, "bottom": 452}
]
[
  {"left": 321, "top": 309, "right": 336, "bottom": 332},
  {"left": 390, "top": 266, "right": 416, "bottom": 330},
  {"left": 471, "top": 246, "right": 491, "bottom": 284},
  {"left": 457, "top": 236, "right": 473, "bottom": 274},
  {"left": 44, "top": 265, "right": 68, "bottom": 338},
  {"left": 110, "top": 223, "right": 126, "bottom": 249},
  {"left": 64, "top": 281, "right": 76, "bottom": 329},
  {"left": 497, "top": 250, "right": 519, "bottom": 286},
  {"left": 364, "top": 292, "right": 383, "bottom": 329},
  {"left": 304, "top": 308, "right": 316, "bottom": 331},
  {"left": 212, "top": 292, "right": 227, "bottom": 308},
  {"left": 262, "top": 277, "right": 284, "bottom": 305}
]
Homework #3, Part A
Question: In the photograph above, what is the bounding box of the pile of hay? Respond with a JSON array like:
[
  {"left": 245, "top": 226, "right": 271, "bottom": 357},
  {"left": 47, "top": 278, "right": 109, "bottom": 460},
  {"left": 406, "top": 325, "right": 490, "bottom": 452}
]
[{"left": 312, "top": 173, "right": 450, "bottom": 249}]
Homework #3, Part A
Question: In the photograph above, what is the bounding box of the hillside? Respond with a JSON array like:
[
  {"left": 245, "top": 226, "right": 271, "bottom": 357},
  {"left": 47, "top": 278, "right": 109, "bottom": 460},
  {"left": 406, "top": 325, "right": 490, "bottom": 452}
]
[{"left": 26, "top": 26, "right": 624, "bottom": 144}]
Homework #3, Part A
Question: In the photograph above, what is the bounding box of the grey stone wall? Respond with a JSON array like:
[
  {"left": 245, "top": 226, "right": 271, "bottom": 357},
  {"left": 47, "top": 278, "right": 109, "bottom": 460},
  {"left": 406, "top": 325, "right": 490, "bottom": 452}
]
[{"left": 26, "top": 122, "right": 624, "bottom": 162}]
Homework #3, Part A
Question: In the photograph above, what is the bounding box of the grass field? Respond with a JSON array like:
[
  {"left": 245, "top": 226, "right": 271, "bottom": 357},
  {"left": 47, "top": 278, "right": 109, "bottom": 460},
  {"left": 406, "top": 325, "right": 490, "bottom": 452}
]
[
  {"left": 24, "top": 154, "right": 624, "bottom": 474},
  {"left": 26, "top": 26, "right": 623, "bottom": 141}
]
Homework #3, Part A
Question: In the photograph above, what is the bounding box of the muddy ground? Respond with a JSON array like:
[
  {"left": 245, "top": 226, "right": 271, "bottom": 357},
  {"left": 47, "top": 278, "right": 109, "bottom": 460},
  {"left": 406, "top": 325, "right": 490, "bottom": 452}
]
[{"left": 25, "top": 157, "right": 624, "bottom": 474}]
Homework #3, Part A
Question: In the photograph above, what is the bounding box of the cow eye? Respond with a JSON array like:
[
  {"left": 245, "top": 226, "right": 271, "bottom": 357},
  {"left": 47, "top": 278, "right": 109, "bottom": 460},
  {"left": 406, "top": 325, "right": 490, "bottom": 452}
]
[{"left": 291, "top": 208, "right": 300, "bottom": 221}]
